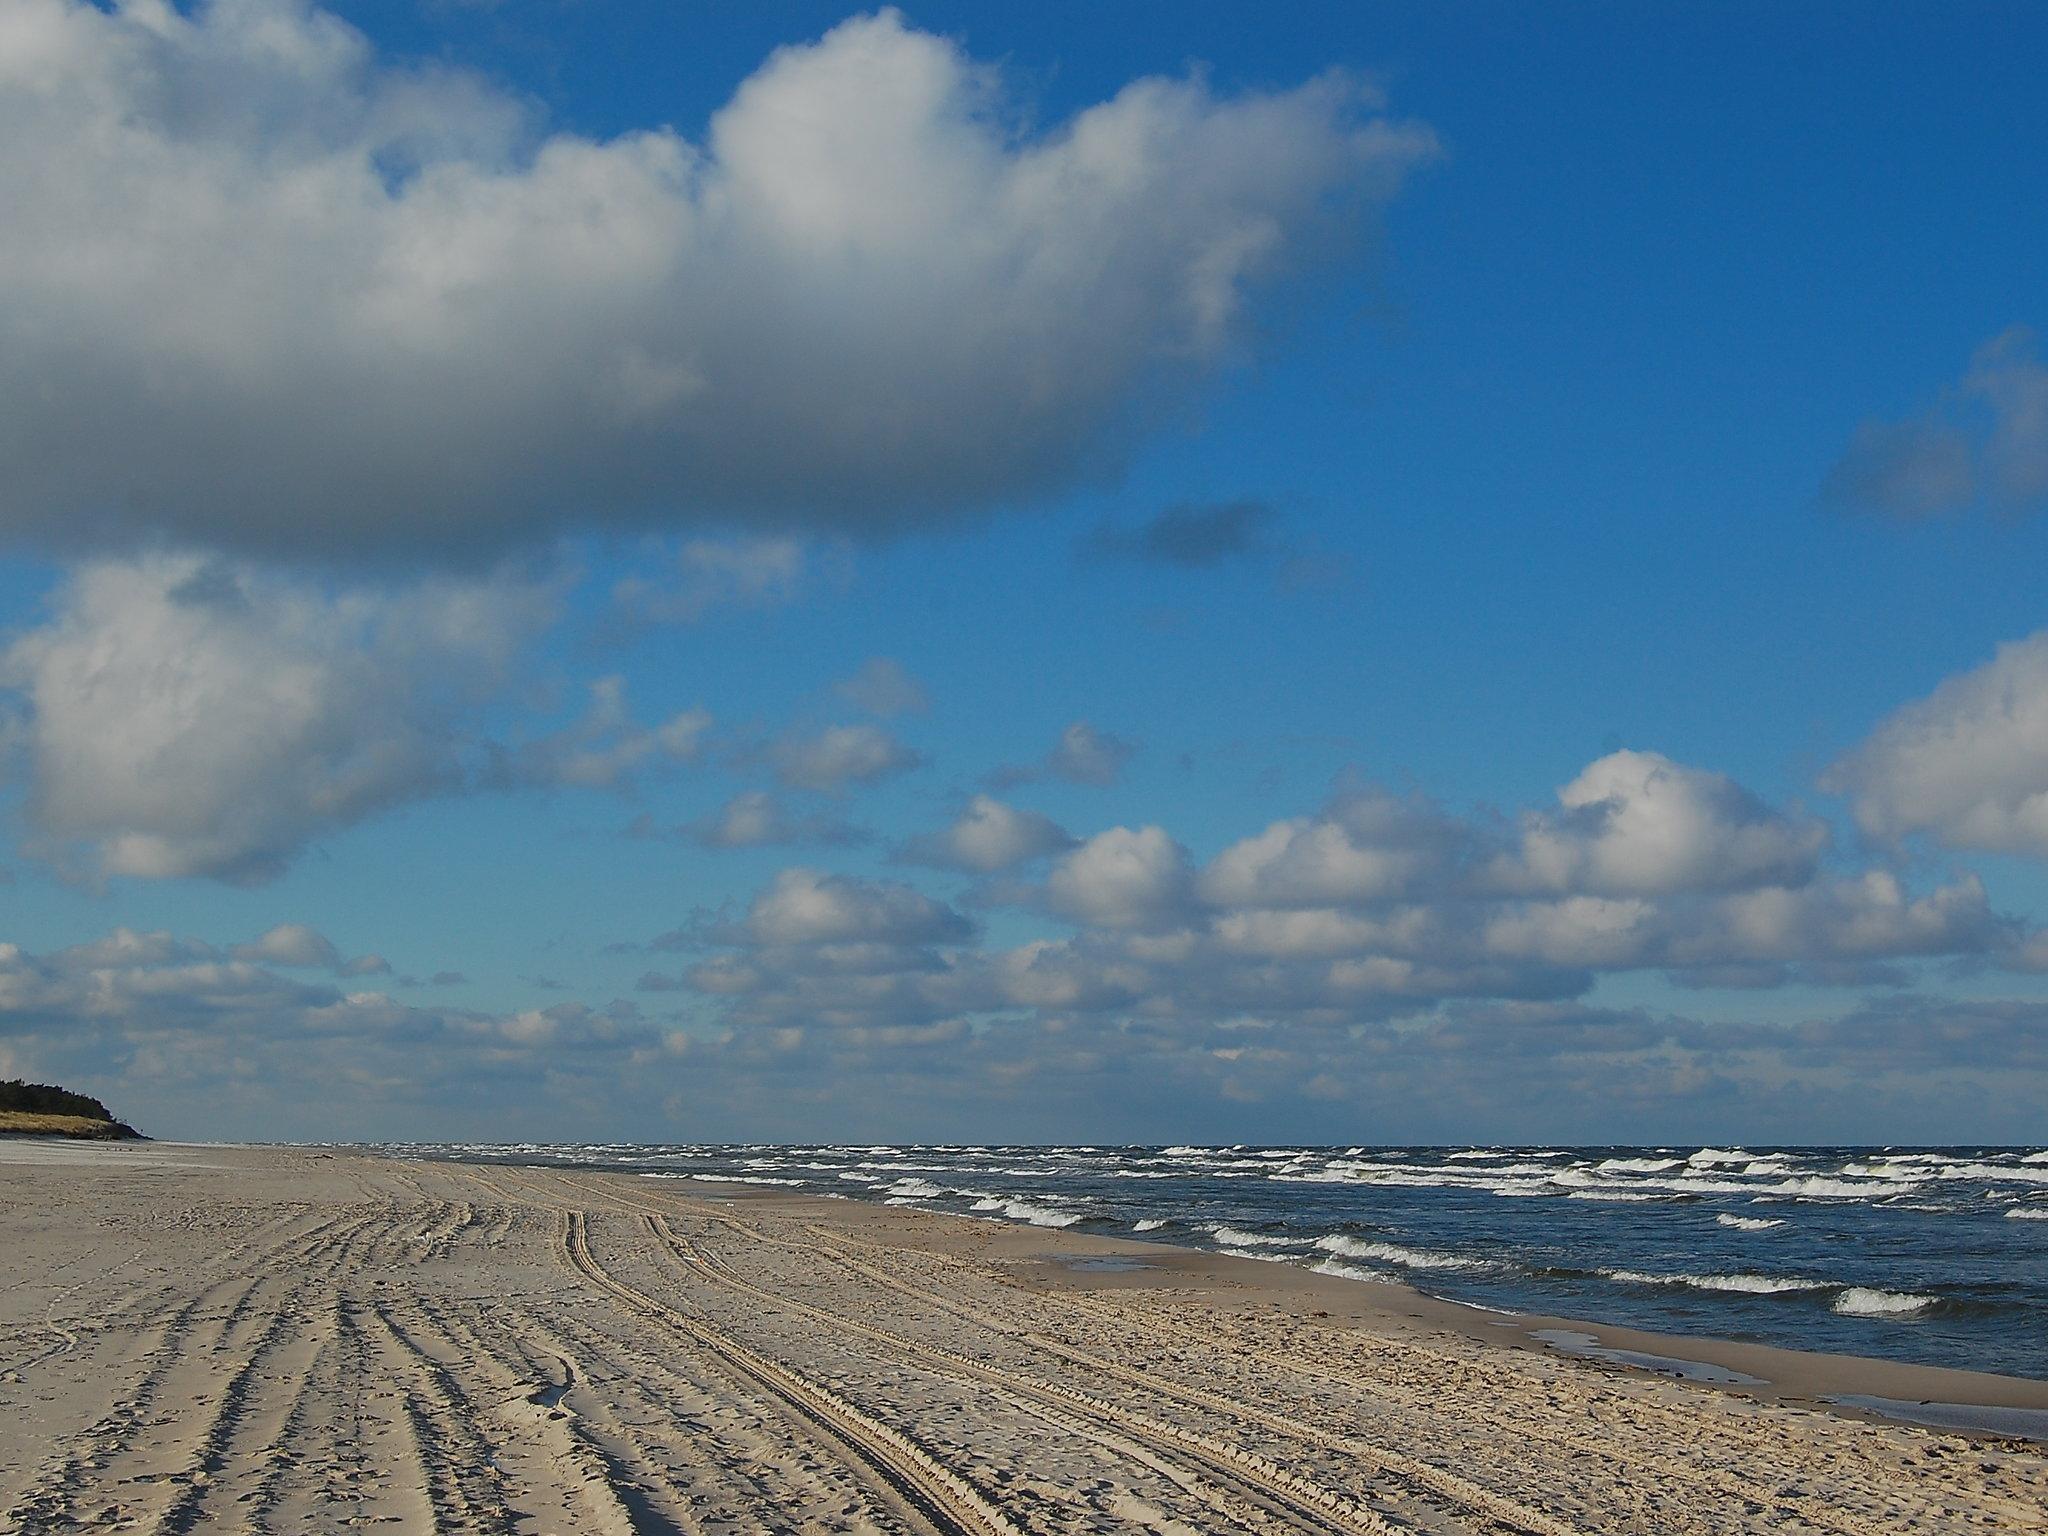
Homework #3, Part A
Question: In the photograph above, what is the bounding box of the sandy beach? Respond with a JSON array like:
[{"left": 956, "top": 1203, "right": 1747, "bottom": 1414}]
[{"left": 2, "top": 1141, "right": 2042, "bottom": 1535}]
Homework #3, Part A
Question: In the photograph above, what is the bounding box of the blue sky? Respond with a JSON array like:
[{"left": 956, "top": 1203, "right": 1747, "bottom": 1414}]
[{"left": 2, "top": 1, "right": 2046, "bottom": 1142}]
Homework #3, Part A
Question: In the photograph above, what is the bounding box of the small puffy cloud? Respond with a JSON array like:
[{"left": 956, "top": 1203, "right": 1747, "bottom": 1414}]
[
  {"left": 1826, "top": 631, "right": 2048, "bottom": 854},
  {"left": 0, "top": 2, "right": 1433, "bottom": 558},
  {"left": 1488, "top": 750, "right": 1828, "bottom": 896},
  {"left": 233, "top": 924, "right": 342, "bottom": 970},
  {"left": 683, "top": 790, "right": 862, "bottom": 849},
  {"left": 745, "top": 868, "right": 972, "bottom": 947},
  {"left": 769, "top": 724, "right": 921, "bottom": 792},
  {"left": 1825, "top": 326, "right": 2048, "bottom": 518},
  {"left": 898, "top": 794, "right": 1075, "bottom": 872},
  {"left": 611, "top": 538, "right": 815, "bottom": 627},
  {"left": 1048, "top": 721, "right": 1138, "bottom": 785},
  {"left": 1974, "top": 328, "right": 2048, "bottom": 504},
  {"left": 836, "top": 658, "right": 929, "bottom": 718},
  {"left": 1823, "top": 419, "right": 1974, "bottom": 519},
  {"left": 993, "top": 720, "right": 1138, "bottom": 788},
  {"left": 1082, "top": 499, "right": 1276, "bottom": 567},
  {"left": 500, "top": 676, "right": 710, "bottom": 790},
  {"left": 0, "top": 555, "right": 554, "bottom": 883},
  {"left": 1046, "top": 825, "right": 1192, "bottom": 928}
]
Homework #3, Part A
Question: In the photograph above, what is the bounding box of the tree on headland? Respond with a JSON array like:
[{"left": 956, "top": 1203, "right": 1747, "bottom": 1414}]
[{"left": 0, "top": 1080, "right": 143, "bottom": 1139}]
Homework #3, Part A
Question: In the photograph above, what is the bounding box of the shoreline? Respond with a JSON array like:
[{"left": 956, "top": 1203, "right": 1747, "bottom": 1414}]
[
  {"left": 5, "top": 1137, "right": 2043, "bottom": 1534},
  {"left": 650, "top": 1169, "right": 2048, "bottom": 1440}
]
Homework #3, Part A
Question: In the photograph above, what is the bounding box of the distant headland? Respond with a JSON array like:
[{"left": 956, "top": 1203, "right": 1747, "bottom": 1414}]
[{"left": 0, "top": 1080, "right": 144, "bottom": 1140}]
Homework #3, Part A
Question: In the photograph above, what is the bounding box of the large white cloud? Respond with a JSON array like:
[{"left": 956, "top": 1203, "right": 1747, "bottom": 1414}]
[
  {"left": 1827, "top": 631, "right": 2048, "bottom": 854},
  {"left": 0, "top": 555, "right": 556, "bottom": 882},
  {"left": 1486, "top": 750, "right": 1828, "bottom": 896},
  {"left": 1200, "top": 789, "right": 1453, "bottom": 907},
  {"left": 1044, "top": 825, "right": 1193, "bottom": 928},
  {"left": 0, "top": 1, "right": 1433, "bottom": 556}
]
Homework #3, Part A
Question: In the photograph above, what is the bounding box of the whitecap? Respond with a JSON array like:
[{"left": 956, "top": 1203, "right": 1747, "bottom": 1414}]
[
  {"left": 1133, "top": 1218, "right": 1169, "bottom": 1232},
  {"left": 1716, "top": 1214, "right": 1786, "bottom": 1231},
  {"left": 1315, "top": 1235, "right": 1486, "bottom": 1271},
  {"left": 968, "top": 1196, "right": 1085, "bottom": 1229},
  {"left": 1210, "top": 1226, "right": 1299, "bottom": 1248},
  {"left": 1687, "top": 1148, "right": 1752, "bottom": 1166},
  {"left": 1833, "top": 1287, "right": 1935, "bottom": 1317},
  {"left": 1601, "top": 1269, "right": 1824, "bottom": 1295},
  {"left": 1568, "top": 1190, "right": 1678, "bottom": 1202},
  {"left": 1310, "top": 1258, "right": 1395, "bottom": 1284},
  {"left": 2006, "top": 1207, "right": 2048, "bottom": 1221}
]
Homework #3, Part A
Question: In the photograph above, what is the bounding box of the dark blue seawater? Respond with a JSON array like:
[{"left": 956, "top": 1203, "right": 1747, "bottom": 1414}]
[{"left": 389, "top": 1143, "right": 2048, "bottom": 1381}]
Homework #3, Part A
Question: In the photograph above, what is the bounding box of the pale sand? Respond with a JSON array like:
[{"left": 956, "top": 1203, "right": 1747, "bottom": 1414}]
[{"left": 2, "top": 1142, "right": 2043, "bottom": 1535}]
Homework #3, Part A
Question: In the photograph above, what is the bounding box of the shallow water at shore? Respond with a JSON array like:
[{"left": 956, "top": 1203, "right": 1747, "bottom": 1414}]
[{"left": 385, "top": 1142, "right": 2048, "bottom": 1380}]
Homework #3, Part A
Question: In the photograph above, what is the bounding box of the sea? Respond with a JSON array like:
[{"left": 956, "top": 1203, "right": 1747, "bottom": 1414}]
[{"left": 391, "top": 1142, "right": 2048, "bottom": 1381}]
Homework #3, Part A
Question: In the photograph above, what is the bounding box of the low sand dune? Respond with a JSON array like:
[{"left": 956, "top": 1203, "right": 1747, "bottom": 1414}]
[{"left": 1, "top": 1142, "right": 2041, "bottom": 1535}]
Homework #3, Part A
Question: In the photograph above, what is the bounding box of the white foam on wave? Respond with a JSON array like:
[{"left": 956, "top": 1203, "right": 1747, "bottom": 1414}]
[
  {"left": 1316, "top": 1235, "right": 1486, "bottom": 1270},
  {"left": 1938, "top": 1161, "right": 2048, "bottom": 1185},
  {"left": 2006, "top": 1206, "right": 2048, "bottom": 1220},
  {"left": 1717, "top": 1214, "right": 1787, "bottom": 1231},
  {"left": 1568, "top": 1190, "right": 1676, "bottom": 1202},
  {"left": 2021, "top": 1150, "right": 2048, "bottom": 1165},
  {"left": 1133, "top": 1218, "right": 1169, "bottom": 1232},
  {"left": 1310, "top": 1258, "right": 1395, "bottom": 1284},
  {"left": 969, "top": 1196, "right": 1085, "bottom": 1228},
  {"left": 1602, "top": 1268, "right": 1824, "bottom": 1294},
  {"left": 1688, "top": 1148, "right": 1752, "bottom": 1166},
  {"left": 885, "top": 1177, "right": 943, "bottom": 1198},
  {"left": 1210, "top": 1226, "right": 1299, "bottom": 1248},
  {"left": 1596, "top": 1156, "right": 1685, "bottom": 1174},
  {"left": 1833, "top": 1287, "right": 1935, "bottom": 1318}
]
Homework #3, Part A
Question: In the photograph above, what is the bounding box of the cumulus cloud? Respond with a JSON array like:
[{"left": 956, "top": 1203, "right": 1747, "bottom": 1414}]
[
  {"left": 1826, "top": 630, "right": 2048, "bottom": 854},
  {"left": 992, "top": 719, "right": 1138, "bottom": 789},
  {"left": 0, "top": 555, "right": 554, "bottom": 882},
  {"left": 836, "top": 658, "right": 929, "bottom": 718},
  {"left": 769, "top": 723, "right": 921, "bottom": 791},
  {"left": 1200, "top": 788, "right": 1455, "bottom": 907},
  {"left": 233, "top": 923, "right": 344, "bottom": 970},
  {"left": 1825, "top": 326, "right": 2048, "bottom": 518},
  {"left": 897, "top": 794, "right": 1075, "bottom": 872},
  {"left": 742, "top": 868, "right": 972, "bottom": 947},
  {"left": 0, "top": 1, "right": 1433, "bottom": 558},
  {"left": 679, "top": 790, "right": 863, "bottom": 850},
  {"left": 231, "top": 922, "right": 386, "bottom": 975},
  {"left": 1485, "top": 750, "right": 1828, "bottom": 896},
  {"left": 668, "top": 747, "right": 2027, "bottom": 1073},
  {"left": 1046, "top": 825, "right": 1193, "bottom": 928},
  {"left": 1082, "top": 499, "right": 1276, "bottom": 566}
]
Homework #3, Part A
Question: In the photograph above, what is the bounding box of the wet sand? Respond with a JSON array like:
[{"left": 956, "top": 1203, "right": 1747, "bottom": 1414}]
[{"left": 2, "top": 1139, "right": 2042, "bottom": 1534}]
